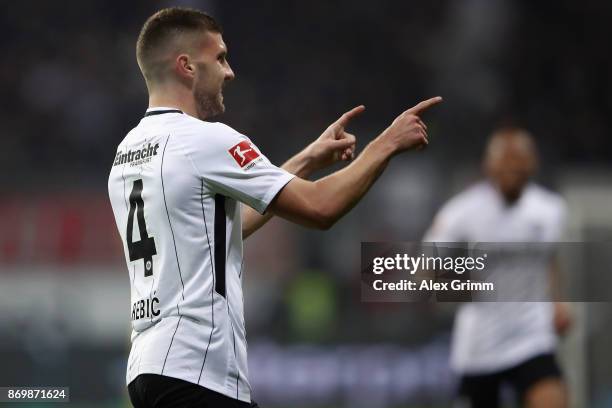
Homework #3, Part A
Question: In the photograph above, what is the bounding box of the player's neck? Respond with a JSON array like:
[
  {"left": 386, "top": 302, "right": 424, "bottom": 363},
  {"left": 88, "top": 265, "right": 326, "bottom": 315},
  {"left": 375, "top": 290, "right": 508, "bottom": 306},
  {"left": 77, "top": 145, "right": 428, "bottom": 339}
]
[{"left": 148, "top": 90, "right": 201, "bottom": 120}]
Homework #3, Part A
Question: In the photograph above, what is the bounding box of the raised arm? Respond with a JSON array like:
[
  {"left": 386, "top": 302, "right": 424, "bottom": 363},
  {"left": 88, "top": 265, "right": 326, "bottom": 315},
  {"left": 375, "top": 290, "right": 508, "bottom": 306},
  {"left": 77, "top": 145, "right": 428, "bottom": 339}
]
[
  {"left": 268, "top": 97, "right": 442, "bottom": 229},
  {"left": 242, "top": 106, "right": 361, "bottom": 239}
]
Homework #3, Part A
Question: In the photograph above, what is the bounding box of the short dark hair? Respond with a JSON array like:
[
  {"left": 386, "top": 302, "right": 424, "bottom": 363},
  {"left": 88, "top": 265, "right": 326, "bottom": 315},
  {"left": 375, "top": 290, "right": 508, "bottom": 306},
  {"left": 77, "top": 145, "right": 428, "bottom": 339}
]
[{"left": 136, "top": 7, "right": 222, "bottom": 84}]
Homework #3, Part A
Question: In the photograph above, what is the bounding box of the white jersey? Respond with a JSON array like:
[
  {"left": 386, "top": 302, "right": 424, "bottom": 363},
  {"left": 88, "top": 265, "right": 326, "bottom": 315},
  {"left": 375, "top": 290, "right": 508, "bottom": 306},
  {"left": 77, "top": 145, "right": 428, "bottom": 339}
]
[
  {"left": 108, "top": 107, "right": 294, "bottom": 402},
  {"left": 424, "top": 181, "right": 567, "bottom": 374}
]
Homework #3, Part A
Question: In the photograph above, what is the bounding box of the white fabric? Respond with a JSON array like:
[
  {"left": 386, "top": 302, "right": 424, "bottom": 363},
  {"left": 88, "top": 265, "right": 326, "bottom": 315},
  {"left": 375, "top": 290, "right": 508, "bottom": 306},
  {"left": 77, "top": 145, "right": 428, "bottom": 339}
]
[
  {"left": 424, "top": 181, "right": 567, "bottom": 374},
  {"left": 108, "top": 107, "right": 294, "bottom": 402}
]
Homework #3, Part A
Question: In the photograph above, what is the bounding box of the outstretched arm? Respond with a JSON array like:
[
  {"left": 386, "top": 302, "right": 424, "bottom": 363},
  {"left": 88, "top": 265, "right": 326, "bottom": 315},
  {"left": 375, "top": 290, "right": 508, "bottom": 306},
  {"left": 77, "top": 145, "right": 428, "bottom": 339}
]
[
  {"left": 268, "top": 97, "right": 442, "bottom": 229},
  {"left": 242, "top": 108, "right": 360, "bottom": 239}
]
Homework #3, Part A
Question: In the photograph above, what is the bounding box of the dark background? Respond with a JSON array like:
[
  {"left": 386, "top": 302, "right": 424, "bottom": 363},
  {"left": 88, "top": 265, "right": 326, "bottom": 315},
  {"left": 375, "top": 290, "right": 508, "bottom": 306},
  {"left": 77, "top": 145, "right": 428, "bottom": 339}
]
[{"left": 1, "top": 1, "right": 611, "bottom": 189}]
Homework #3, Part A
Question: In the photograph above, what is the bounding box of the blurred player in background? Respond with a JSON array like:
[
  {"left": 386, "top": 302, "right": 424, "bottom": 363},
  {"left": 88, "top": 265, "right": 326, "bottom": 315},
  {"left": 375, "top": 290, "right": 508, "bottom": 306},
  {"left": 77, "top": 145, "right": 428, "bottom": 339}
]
[
  {"left": 108, "top": 7, "right": 441, "bottom": 408},
  {"left": 424, "top": 128, "right": 572, "bottom": 408}
]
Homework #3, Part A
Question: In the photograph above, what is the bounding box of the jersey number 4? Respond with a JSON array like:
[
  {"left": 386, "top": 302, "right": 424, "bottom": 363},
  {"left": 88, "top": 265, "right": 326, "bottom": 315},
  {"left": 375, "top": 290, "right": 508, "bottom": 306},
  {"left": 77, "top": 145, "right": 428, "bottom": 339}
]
[{"left": 127, "top": 179, "right": 157, "bottom": 277}]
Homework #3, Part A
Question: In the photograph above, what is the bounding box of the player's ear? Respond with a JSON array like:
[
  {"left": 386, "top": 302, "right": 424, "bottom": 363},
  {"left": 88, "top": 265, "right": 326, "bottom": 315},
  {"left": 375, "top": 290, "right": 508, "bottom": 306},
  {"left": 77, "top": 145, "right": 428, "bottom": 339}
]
[
  {"left": 176, "top": 54, "right": 196, "bottom": 79},
  {"left": 528, "top": 156, "right": 538, "bottom": 176}
]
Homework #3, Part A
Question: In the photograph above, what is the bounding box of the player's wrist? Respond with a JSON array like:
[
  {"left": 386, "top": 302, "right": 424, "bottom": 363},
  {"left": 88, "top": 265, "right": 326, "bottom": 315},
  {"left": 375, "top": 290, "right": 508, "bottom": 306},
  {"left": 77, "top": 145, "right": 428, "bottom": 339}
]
[
  {"left": 283, "top": 147, "right": 316, "bottom": 178},
  {"left": 301, "top": 144, "right": 319, "bottom": 174},
  {"left": 370, "top": 134, "right": 398, "bottom": 159}
]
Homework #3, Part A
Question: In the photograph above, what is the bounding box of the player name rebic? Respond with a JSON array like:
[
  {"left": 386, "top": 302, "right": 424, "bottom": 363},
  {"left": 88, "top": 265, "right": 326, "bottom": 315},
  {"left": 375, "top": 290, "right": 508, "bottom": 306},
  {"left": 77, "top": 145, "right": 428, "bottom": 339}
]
[
  {"left": 131, "top": 296, "right": 161, "bottom": 321},
  {"left": 113, "top": 142, "right": 160, "bottom": 166}
]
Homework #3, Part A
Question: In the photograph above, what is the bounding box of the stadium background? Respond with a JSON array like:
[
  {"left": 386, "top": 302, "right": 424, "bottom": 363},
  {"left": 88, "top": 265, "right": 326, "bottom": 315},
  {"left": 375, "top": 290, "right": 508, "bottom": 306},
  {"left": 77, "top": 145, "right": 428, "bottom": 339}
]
[{"left": 0, "top": 0, "right": 611, "bottom": 407}]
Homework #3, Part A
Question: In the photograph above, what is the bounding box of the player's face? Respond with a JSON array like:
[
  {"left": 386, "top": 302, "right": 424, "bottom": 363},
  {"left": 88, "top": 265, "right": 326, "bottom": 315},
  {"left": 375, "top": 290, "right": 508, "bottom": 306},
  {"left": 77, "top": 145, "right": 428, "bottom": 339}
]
[
  {"left": 486, "top": 144, "right": 535, "bottom": 204},
  {"left": 193, "top": 32, "right": 235, "bottom": 119}
]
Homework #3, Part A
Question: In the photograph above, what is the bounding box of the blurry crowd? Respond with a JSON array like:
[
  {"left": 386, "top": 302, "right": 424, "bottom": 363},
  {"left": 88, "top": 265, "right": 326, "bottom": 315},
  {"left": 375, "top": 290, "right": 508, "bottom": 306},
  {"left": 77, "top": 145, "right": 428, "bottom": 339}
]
[
  {"left": 0, "top": 0, "right": 610, "bottom": 191},
  {"left": 2, "top": 0, "right": 611, "bottom": 349}
]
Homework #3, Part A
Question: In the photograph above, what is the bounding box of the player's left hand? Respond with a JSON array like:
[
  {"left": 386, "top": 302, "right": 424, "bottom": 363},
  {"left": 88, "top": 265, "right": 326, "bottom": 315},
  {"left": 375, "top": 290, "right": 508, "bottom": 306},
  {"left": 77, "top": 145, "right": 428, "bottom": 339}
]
[
  {"left": 304, "top": 105, "right": 365, "bottom": 171},
  {"left": 553, "top": 302, "right": 573, "bottom": 336}
]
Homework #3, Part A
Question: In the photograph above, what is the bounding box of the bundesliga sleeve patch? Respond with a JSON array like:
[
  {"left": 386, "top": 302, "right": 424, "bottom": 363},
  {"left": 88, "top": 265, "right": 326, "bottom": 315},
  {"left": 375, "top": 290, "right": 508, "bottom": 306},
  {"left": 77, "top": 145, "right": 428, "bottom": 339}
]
[{"left": 228, "top": 140, "right": 260, "bottom": 168}]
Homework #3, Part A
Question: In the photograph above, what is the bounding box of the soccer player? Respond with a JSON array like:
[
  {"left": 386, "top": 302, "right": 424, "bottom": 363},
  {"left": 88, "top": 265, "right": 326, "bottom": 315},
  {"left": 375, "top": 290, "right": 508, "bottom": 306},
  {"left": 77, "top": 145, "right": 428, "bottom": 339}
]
[
  {"left": 107, "top": 7, "right": 441, "bottom": 408},
  {"left": 424, "top": 128, "right": 571, "bottom": 408}
]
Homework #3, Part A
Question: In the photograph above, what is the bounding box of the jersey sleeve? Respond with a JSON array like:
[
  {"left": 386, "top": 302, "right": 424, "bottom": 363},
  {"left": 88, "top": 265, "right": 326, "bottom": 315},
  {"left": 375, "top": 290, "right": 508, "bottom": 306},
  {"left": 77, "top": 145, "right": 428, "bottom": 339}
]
[
  {"left": 423, "top": 199, "right": 468, "bottom": 242},
  {"left": 187, "top": 123, "right": 295, "bottom": 214}
]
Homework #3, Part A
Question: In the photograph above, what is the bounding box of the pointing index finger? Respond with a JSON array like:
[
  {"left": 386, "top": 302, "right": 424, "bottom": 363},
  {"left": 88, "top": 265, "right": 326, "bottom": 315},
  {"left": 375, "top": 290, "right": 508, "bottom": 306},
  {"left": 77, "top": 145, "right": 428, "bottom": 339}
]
[
  {"left": 336, "top": 105, "right": 366, "bottom": 127},
  {"left": 405, "top": 96, "right": 443, "bottom": 115}
]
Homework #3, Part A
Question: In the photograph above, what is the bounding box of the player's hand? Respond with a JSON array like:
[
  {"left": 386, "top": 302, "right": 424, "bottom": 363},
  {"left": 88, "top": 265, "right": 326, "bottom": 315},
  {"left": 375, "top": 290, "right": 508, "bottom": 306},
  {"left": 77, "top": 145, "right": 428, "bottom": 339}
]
[
  {"left": 304, "top": 105, "right": 365, "bottom": 171},
  {"left": 554, "top": 302, "right": 573, "bottom": 336},
  {"left": 380, "top": 96, "right": 442, "bottom": 153}
]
